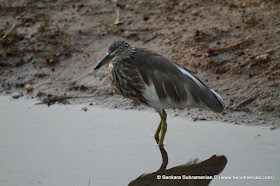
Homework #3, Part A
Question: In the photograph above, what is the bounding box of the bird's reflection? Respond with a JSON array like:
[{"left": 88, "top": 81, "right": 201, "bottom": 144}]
[{"left": 128, "top": 145, "right": 227, "bottom": 186}]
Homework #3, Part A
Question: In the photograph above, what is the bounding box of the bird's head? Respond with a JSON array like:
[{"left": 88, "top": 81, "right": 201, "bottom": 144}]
[{"left": 94, "top": 40, "right": 133, "bottom": 70}]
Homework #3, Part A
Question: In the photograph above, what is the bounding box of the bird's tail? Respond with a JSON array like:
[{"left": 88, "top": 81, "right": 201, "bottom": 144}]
[
  {"left": 202, "top": 89, "right": 225, "bottom": 113},
  {"left": 174, "top": 63, "right": 224, "bottom": 113}
]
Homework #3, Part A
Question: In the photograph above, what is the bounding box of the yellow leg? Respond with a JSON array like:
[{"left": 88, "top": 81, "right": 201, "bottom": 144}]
[
  {"left": 154, "top": 119, "right": 162, "bottom": 143},
  {"left": 158, "top": 120, "right": 167, "bottom": 146},
  {"left": 157, "top": 110, "right": 167, "bottom": 146}
]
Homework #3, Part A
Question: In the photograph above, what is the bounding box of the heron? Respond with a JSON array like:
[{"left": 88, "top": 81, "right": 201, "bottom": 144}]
[{"left": 94, "top": 40, "right": 224, "bottom": 146}]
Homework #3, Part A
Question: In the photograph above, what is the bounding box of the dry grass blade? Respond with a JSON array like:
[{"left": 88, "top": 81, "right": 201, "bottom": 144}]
[
  {"left": 0, "top": 24, "right": 17, "bottom": 41},
  {"left": 217, "top": 40, "right": 254, "bottom": 52}
]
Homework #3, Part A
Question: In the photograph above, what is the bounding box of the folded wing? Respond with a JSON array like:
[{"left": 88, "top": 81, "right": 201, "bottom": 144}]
[{"left": 132, "top": 48, "right": 225, "bottom": 113}]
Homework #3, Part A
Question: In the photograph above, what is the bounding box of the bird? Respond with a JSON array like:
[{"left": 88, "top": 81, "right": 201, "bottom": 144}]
[{"left": 94, "top": 40, "right": 224, "bottom": 146}]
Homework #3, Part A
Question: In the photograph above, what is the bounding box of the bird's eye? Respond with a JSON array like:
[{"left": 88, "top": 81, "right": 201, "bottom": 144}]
[{"left": 114, "top": 50, "right": 120, "bottom": 54}]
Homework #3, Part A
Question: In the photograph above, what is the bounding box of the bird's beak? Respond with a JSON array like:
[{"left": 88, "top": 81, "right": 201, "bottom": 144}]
[{"left": 94, "top": 54, "right": 113, "bottom": 70}]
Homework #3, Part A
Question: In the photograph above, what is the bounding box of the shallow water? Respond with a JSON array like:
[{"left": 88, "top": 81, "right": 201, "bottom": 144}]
[{"left": 0, "top": 96, "right": 279, "bottom": 186}]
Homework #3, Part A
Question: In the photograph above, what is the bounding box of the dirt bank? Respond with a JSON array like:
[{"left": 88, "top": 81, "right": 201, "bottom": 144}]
[{"left": 0, "top": 0, "right": 279, "bottom": 127}]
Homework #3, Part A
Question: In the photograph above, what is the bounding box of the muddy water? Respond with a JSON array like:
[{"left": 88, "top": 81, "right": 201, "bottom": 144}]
[{"left": 0, "top": 96, "right": 279, "bottom": 186}]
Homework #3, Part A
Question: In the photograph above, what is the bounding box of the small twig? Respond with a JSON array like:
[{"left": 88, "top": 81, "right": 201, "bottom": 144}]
[
  {"left": 55, "top": 46, "right": 66, "bottom": 57},
  {"left": 0, "top": 24, "right": 17, "bottom": 41},
  {"left": 217, "top": 39, "right": 254, "bottom": 52},
  {"left": 114, "top": 9, "right": 123, "bottom": 25}
]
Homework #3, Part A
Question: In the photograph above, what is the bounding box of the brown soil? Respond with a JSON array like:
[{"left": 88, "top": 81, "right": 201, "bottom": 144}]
[{"left": 1, "top": 0, "right": 279, "bottom": 127}]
